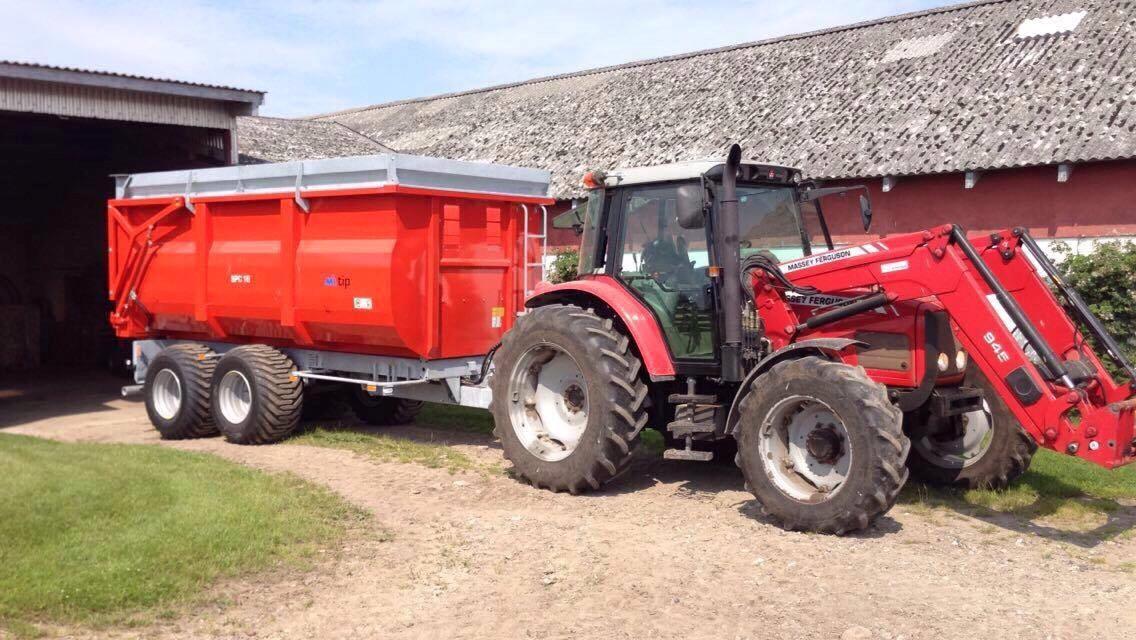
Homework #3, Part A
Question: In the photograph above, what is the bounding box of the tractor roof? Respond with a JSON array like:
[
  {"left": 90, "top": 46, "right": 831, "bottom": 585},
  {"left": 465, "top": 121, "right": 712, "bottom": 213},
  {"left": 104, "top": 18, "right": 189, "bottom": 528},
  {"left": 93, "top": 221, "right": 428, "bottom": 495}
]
[{"left": 602, "top": 160, "right": 800, "bottom": 188}]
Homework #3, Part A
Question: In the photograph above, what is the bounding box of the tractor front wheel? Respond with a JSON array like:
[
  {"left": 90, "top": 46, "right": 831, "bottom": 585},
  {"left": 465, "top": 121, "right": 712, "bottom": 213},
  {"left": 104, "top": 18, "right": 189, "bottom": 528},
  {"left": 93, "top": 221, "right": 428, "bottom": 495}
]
[
  {"left": 905, "top": 371, "right": 1036, "bottom": 490},
  {"left": 490, "top": 304, "right": 648, "bottom": 494},
  {"left": 734, "top": 356, "right": 909, "bottom": 535}
]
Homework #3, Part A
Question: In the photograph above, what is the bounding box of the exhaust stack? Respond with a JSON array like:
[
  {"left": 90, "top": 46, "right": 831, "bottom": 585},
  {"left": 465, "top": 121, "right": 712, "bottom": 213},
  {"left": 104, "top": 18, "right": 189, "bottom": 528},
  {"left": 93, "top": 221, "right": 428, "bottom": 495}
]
[{"left": 719, "top": 144, "right": 744, "bottom": 381}]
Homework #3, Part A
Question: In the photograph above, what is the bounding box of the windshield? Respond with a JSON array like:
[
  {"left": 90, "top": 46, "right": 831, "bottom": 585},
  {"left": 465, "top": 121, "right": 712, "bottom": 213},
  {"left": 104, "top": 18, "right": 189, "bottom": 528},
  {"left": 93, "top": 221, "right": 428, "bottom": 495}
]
[{"left": 736, "top": 186, "right": 824, "bottom": 261}]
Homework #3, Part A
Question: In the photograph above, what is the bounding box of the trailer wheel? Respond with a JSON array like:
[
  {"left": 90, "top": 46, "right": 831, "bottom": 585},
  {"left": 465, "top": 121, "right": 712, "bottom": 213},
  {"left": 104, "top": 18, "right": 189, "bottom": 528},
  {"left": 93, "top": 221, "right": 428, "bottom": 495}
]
[
  {"left": 491, "top": 304, "right": 648, "bottom": 494},
  {"left": 144, "top": 344, "right": 218, "bottom": 439},
  {"left": 905, "top": 371, "right": 1036, "bottom": 490},
  {"left": 211, "top": 345, "right": 304, "bottom": 445},
  {"left": 347, "top": 387, "right": 423, "bottom": 426},
  {"left": 734, "top": 357, "right": 909, "bottom": 535}
]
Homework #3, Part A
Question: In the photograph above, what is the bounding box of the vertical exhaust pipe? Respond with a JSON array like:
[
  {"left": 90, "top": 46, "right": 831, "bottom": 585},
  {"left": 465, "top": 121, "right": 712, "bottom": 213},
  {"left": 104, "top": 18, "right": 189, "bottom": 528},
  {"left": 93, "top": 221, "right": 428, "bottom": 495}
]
[{"left": 719, "top": 144, "right": 744, "bottom": 381}]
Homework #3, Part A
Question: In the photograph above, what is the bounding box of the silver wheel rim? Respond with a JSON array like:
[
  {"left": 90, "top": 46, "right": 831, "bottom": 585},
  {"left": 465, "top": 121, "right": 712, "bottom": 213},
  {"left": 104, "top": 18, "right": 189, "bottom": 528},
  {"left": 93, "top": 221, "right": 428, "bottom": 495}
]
[
  {"left": 758, "top": 395, "right": 852, "bottom": 503},
  {"left": 507, "top": 342, "right": 589, "bottom": 462},
  {"left": 913, "top": 400, "right": 993, "bottom": 469},
  {"left": 217, "top": 370, "right": 253, "bottom": 424},
  {"left": 152, "top": 369, "right": 182, "bottom": 420}
]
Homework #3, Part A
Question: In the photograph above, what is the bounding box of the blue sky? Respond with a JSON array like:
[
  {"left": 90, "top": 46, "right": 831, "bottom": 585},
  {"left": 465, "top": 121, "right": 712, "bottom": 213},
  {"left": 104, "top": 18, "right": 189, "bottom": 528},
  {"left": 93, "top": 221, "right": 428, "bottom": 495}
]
[{"left": 0, "top": 0, "right": 951, "bottom": 117}]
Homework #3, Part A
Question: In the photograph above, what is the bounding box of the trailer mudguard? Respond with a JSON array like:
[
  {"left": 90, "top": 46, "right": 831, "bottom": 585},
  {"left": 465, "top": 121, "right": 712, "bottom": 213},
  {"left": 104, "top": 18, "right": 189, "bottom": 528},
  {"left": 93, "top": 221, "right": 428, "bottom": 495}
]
[
  {"left": 725, "top": 338, "right": 867, "bottom": 436},
  {"left": 526, "top": 276, "right": 677, "bottom": 379}
]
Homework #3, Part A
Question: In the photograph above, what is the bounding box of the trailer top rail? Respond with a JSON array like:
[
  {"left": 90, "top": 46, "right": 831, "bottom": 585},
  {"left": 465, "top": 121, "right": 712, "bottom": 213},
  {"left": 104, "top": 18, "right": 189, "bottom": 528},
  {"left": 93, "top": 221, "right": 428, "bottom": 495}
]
[{"left": 114, "top": 152, "right": 552, "bottom": 202}]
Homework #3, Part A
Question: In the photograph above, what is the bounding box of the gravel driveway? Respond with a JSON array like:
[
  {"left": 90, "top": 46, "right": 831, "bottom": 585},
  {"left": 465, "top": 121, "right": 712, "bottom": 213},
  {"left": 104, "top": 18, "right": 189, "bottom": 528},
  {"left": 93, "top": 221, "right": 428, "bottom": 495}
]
[{"left": 3, "top": 372, "right": 1135, "bottom": 640}]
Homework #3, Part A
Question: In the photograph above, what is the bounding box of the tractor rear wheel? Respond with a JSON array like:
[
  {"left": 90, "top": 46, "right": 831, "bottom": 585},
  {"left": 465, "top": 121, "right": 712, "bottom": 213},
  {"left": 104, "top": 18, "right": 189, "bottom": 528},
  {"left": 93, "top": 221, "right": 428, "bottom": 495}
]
[
  {"left": 144, "top": 343, "right": 218, "bottom": 439},
  {"left": 347, "top": 386, "right": 424, "bottom": 426},
  {"left": 211, "top": 345, "right": 304, "bottom": 445},
  {"left": 905, "top": 371, "right": 1036, "bottom": 490},
  {"left": 490, "top": 304, "right": 648, "bottom": 494},
  {"left": 734, "top": 356, "right": 909, "bottom": 535}
]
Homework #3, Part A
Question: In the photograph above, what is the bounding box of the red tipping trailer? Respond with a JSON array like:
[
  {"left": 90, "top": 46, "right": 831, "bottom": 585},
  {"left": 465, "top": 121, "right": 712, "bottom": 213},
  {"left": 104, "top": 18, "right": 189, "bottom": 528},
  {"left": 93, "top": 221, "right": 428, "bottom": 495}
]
[{"left": 109, "top": 154, "right": 554, "bottom": 360}]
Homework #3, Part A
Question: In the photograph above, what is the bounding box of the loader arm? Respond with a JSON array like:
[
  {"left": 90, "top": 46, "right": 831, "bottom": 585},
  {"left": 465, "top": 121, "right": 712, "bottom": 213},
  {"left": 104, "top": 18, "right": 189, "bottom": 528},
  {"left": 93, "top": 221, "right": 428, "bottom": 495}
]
[{"left": 751, "top": 224, "right": 1136, "bottom": 470}]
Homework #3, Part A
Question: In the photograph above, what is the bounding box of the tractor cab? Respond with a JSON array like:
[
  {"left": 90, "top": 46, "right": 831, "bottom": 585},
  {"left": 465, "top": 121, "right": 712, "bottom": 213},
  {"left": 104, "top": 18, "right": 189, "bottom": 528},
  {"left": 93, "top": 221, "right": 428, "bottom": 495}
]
[{"left": 560, "top": 153, "right": 868, "bottom": 380}]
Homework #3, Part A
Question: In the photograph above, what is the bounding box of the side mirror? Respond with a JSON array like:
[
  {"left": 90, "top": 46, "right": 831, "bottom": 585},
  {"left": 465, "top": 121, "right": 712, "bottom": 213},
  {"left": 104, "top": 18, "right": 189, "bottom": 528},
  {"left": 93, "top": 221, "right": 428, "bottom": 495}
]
[
  {"left": 859, "top": 194, "right": 873, "bottom": 232},
  {"left": 552, "top": 204, "right": 586, "bottom": 235},
  {"left": 675, "top": 183, "right": 705, "bottom": 229}
]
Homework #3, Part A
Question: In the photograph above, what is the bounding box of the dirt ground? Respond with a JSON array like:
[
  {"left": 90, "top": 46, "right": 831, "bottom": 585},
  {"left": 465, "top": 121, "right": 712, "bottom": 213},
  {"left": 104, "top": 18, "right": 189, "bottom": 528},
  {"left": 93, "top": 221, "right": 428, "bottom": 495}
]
[{"left": 3, "top": 371, "right": 1135, "bottom": 640}]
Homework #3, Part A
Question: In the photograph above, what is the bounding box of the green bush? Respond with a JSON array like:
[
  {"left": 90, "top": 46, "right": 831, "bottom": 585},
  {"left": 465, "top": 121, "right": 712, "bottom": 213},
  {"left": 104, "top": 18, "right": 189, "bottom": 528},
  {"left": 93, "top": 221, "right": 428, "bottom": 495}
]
[
  {"left": 1053, "top": 240, "right": 1136, "bottom": 372},
  {"left": 547, "top": 248, "right": 579, "bottom": 284}
]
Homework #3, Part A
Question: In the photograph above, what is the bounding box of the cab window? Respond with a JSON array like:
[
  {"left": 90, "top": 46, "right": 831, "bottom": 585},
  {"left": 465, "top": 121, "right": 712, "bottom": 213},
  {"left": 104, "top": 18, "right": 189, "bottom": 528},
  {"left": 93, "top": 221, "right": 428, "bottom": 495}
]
[
  {"left": 617, "top": 184, "right": 713, "bottom": 360},
  {"left": 737, "top": 186, "right": 811, "bottom": 261}
]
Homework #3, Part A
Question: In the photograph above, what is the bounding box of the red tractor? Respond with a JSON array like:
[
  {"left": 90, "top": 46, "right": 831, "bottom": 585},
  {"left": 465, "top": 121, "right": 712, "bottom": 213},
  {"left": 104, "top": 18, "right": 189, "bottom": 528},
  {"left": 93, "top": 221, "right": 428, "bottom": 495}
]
[{"left": 490, "top": 144, "right": 1136, "bottom": 534}]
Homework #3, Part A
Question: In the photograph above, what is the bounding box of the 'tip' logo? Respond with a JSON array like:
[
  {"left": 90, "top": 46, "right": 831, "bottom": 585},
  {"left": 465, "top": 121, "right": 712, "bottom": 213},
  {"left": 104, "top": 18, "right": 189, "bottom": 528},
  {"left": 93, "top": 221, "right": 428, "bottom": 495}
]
[{"left": 324, "top": 275, "right": 351, "bottom": 288}]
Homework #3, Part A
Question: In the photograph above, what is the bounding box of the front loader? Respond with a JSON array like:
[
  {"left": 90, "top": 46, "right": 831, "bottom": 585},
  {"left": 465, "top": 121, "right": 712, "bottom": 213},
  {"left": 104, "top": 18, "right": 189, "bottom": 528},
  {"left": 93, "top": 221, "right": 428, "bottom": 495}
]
[{"left": 490, "top": 144, "right": 1136, "bottom": 534}]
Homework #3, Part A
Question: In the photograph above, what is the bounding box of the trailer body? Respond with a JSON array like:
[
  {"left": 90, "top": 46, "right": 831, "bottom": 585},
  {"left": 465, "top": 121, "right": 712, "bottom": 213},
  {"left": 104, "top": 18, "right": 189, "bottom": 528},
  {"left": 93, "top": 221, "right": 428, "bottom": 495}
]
[{"left": 108, "top": 154, "right": 554, "bottom": 365}]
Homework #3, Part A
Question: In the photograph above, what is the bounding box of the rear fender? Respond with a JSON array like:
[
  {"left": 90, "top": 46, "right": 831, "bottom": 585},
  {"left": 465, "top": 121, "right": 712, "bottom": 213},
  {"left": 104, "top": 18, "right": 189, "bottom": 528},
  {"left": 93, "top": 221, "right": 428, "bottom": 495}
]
[
  {"left": 526, "top": 277, "right": 676, "bottom": 379},
  {"left": 725, "top": 338, "right": 867, "bottom": 435}
]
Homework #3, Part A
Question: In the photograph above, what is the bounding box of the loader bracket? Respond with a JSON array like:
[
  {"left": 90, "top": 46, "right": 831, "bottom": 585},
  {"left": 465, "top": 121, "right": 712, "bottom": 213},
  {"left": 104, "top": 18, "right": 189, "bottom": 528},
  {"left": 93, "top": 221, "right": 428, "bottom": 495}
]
[{"left": 1005, "top": 366, "right": 1042, "bottom": 406}]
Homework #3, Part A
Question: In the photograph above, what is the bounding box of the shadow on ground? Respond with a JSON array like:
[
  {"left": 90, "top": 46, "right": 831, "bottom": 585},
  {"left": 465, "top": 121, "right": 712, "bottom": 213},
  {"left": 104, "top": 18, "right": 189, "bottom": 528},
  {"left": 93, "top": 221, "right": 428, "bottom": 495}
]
[
  {"left": 0, "top": 368, "right": 138, "bottom": 429},
  {"left": 900, "top": 480, "right": 1136, "bottom": 549}
]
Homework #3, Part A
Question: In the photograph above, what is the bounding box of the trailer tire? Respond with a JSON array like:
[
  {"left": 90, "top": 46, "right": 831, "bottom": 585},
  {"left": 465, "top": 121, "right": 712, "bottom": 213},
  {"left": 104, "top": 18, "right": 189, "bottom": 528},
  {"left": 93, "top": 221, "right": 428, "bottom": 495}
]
[
  {"left": 211, "top": 345, "right": 304, "bottom": 445},
  {"left": 734, "top": 357, "right": 909, "bottom": 535},
  {"left": 347, "top": 387, "right": 423, "bottom": 426},
  {"left": 491, "top": 304, "right": 648, "bottom": 495},
  {"left": 905, "top": 371, "right": 1036, "bottom": 490},
  {"left": 144, "top": 344, "right": 218, "bottom": 439}
]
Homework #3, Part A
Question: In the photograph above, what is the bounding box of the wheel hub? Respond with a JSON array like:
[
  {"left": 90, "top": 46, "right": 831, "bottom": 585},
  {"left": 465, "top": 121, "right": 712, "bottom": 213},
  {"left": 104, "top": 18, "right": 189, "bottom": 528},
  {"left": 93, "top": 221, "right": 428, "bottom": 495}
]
[
  {"left": 758, "top": 396, "right": 853, "bottom": 502},
  {"left": 805, "top": 425, "right": 844, "bottom": 465},
  {"left": 151, "top": 368, "right": 182, "bottom": 421},
  {"left": 217, "top": 370, "right": 253, "bottom": 425},
  {"left": 563, "top": 384, "right": 586, "bottom": 413},
  {"left": 507, "top": 343, "right": 589, "bottom": 462}
]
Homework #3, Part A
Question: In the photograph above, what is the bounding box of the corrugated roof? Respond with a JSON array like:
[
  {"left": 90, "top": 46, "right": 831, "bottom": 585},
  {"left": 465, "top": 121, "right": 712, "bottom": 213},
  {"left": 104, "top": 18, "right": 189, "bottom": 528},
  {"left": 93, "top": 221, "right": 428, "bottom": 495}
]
[
  {"left": 0, "top": 60, "right": 262, "bottom": 95},
  {"left": 236, "top": 116, "right": 391, "bottom": 164},
  {"left": 295, "top": 0, "right": 1136, "bottom": 198}
]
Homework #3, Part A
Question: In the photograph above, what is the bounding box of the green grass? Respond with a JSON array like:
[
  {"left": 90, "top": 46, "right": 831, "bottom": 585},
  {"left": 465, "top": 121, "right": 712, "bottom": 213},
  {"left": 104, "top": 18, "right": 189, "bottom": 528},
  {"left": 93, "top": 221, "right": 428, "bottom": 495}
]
[
  {"left": 288, "top": 428, "right": 483, "bottom": 473},
  {"left": 0, "top": 434, "right": 366, "bottom": 635},
  {"left": 903, "top": 449, "right": 1136, "bottom": 526}
]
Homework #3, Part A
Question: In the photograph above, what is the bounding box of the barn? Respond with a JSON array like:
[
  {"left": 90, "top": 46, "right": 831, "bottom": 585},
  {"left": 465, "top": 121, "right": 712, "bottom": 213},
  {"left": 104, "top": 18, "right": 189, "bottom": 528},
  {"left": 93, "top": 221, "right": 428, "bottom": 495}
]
[
  {"left": 0, "top": 62, "right": 263, "bottom": 370},
  {"left": 239, "top": 0, "right": 1135, "bottom": 253},
  {"left": 3, "top": 0, "right": 1133, "bottom": 374}
]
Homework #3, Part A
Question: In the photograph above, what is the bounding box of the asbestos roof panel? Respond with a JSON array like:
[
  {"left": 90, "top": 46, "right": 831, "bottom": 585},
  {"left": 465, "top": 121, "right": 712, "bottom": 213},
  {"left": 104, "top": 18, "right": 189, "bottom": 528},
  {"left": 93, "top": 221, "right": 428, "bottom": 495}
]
[
  {"left": 259, "top": 0, "right": 1136, "bottom": 198},
  {"left": 0, "top": 60, "right": 263, "bottom": 98},
  {"left": 237, "top": 116, "right": 391, "bottom": 164}
]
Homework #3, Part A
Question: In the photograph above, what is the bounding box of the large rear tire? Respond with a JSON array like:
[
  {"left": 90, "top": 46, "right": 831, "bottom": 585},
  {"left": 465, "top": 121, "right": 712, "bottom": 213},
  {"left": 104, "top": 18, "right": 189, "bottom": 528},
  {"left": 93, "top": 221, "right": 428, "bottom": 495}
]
[
  {"left": 211, "top": 345, "right": 304, "bottom": 445},
  {"left": 490, "top": 304, "right": 648, "bottom": 494},
  {"left": 905, "top": 371, "right": 1036, "bottom": 490},
  {"left": 144, "top": 343, "right": 218, "bottom": 439},
  {"left": 346, "top": 386, "right": 423, "bottom": 426},
  {"left": 734, "top": 357, "right": 909, "bottom": 535}
]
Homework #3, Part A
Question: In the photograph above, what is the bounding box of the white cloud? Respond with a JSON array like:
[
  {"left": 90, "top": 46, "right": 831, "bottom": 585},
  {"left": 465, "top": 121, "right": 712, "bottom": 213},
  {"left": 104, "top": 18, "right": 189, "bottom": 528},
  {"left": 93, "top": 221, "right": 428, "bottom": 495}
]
[{"left": 0, "top": 0, "right": 944, "bottom": 116}]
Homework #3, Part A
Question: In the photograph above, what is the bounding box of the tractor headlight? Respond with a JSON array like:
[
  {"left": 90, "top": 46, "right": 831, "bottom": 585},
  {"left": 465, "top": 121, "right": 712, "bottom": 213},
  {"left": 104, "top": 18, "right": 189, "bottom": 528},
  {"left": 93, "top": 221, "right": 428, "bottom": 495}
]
[
  {"left": 955, "top": 350, "right": 968, "bottom": 371},
  {"left": 937, "top": 353, "right": 950, "bottom": 372}
]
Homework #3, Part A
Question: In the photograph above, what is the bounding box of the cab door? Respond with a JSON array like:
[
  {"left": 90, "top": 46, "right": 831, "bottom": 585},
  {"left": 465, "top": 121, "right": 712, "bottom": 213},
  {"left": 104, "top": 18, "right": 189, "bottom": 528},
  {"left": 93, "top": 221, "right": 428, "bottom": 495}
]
[{"left": 609, "top": 183, "right": 717, "bottom": 364}]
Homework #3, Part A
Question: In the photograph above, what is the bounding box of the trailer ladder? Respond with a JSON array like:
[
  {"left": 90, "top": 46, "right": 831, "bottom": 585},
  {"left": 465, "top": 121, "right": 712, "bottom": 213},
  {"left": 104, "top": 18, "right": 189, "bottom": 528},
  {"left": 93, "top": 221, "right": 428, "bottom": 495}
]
[{"left": 522, "top": 204, "right": 549, "bottom": 298}]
